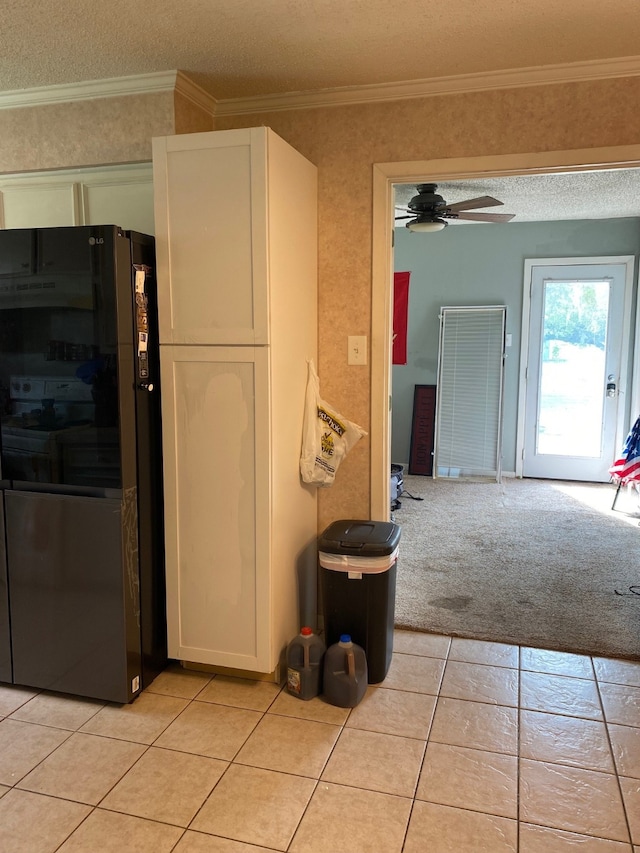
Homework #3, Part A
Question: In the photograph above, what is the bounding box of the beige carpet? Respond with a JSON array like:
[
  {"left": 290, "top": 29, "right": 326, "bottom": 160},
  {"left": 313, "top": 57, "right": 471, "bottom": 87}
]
[{"left": 393, "top": 475, "right": 640, "bottom": 660}]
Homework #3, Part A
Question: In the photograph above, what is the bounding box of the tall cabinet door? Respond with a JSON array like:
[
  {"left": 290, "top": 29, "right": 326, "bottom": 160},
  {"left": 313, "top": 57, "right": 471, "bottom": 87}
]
[
  {"left": 152, "top": 128, "right": 269, "bottom": 346},
  {"left": 160, "top": 345, "right": 271, "bottom": 671}
]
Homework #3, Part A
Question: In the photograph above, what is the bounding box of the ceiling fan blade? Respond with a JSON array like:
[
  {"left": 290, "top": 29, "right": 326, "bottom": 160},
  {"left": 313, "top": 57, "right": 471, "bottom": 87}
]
[
  {"left": 394, "top": 214, "right": 414, "bottom": 220},
  {"left": 454, "top": 211, "right": 516, "bottom": 223},
  {"left": 445, "top": 195, "right": 504, "bottom": 213}
]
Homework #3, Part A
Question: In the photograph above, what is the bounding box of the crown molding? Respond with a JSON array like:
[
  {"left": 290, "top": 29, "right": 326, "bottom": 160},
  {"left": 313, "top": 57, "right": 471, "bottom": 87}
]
[
  {"left": 214, "top": 55, "right": 640, "bottom": 116},
  {"left": 1, "top": 55, "right": 639, "bottom": 115},
  {"left": 174, "top": 71, "right": 217, "bottom": 114},
  {"left": 0, "top": 70, "right": 205, "bottom": 111}
]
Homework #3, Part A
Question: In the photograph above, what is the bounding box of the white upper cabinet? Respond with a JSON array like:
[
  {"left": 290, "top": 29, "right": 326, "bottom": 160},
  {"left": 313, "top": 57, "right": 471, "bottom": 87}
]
[
  {"left": 81, "top": 174, "right": 155, "bottom": 235},
  {"left": 0, "top": 164, "right": 154, "bottom": 234},
  {"left": 0, "top": 183, "right": 81, "bottom": 229},
  {"left": 152, "top": 128, "right": 276, "bottom": 346}
]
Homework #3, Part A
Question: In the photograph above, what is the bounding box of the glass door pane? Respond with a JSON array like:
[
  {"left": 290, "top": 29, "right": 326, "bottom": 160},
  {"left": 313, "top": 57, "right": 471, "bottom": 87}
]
[{"left": 537, "top": 280, "right": 609, "bottom": 458}]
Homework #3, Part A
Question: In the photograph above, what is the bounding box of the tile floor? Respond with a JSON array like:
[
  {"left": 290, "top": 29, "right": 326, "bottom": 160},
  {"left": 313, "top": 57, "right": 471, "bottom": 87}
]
[{"left": 1, "top": 630, "right": 640, "bottom": 852}]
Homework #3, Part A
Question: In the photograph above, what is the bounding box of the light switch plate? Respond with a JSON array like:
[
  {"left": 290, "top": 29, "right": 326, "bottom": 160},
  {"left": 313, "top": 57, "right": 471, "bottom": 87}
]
[{"left": 348, "top": 335, "right": 367, "bottom": 365}]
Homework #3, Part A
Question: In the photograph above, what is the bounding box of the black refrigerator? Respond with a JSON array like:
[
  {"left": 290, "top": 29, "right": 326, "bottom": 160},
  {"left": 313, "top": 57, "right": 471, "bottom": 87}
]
[{"left": 0, "top": 225, "right": 166, "bottom": 703}]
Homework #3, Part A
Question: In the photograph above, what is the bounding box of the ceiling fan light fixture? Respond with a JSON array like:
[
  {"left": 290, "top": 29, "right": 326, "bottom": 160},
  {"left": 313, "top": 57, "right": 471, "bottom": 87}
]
[
  {"left": 406, "top": 217, "right": 448, "bottom": 233},
  {"left": 396, "top": 183, "right": 515, "bottom": 228}
]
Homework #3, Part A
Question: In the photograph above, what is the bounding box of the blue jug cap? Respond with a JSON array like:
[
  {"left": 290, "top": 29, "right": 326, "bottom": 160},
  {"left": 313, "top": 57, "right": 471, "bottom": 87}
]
[{"left": 339, "top": 634, "right": 352, "bottom": 643}]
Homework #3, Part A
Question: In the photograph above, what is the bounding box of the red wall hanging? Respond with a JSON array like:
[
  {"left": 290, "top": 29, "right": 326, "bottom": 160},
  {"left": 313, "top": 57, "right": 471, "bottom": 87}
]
[{"left": 393, "top": 271, "right": 410, "bottom": 365}]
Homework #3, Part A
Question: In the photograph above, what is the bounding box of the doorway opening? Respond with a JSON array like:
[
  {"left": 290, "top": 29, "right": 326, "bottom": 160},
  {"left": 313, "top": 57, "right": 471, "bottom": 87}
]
[
  {"left": 373, "top": 147, "right": 640, "bottom": 652},
  {"left": 371, "top": 145, "right": 640, "bottom": 519}
]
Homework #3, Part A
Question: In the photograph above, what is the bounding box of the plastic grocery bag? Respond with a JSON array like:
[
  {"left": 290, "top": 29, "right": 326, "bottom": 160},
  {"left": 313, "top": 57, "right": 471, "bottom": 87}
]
[{"left": 300, "top": 360, "right": 367, "bottom": 486}]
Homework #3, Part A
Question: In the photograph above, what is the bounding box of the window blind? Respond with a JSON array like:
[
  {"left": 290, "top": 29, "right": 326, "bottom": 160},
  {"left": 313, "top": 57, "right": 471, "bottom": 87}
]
[{"left": 434, "top": 306, "right": 506, "bottom": 480}]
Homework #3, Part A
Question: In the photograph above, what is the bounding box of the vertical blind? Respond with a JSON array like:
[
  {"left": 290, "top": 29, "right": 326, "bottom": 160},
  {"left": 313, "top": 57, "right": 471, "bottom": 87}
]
[{"left": 434, "top": 306, "right": 506, "bottom": 479}]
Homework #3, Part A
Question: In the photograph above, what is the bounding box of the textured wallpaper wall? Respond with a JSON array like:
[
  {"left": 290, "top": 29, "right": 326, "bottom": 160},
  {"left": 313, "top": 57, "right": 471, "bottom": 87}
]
[
  {"left": 173, "top": 91, "right": 214, "bottom": 135},
  {"left": 2, "top": 76, "right": 640, "bottom": 528},
  {"left": 215, "top": 75, "right": 640, "bottom": 527},
  {"left": 0, "top": 92, "right": 176, "bottom": 174}
]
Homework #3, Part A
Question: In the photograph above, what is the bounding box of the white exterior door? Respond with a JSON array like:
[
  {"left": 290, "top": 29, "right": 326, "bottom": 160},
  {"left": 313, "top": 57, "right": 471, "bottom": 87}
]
[{"left": 519, "top": 257, "right": 634, "bottom": 482}]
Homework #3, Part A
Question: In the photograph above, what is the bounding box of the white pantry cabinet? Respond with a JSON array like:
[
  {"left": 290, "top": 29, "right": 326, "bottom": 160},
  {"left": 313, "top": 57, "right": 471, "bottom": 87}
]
[{"left": 153, "top": 127, "right": 318, "bottom": 674}]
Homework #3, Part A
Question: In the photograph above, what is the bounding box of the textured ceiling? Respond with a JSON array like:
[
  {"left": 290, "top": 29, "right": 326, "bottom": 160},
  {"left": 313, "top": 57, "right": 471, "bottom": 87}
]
[
  {"left": 2, "top": 0, "right": 640, "bottom": 100},
  {"left": 4, "top": 2, "right": 640, "bottom": 223},
  {"left": 394, "top": 170, "right": 640, "bottom": 225}
]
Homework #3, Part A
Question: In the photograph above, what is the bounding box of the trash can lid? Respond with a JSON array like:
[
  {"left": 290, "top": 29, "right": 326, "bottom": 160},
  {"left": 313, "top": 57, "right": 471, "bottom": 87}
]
[{"left": 318, "top": 519, "right": 401, "bottom": 556}]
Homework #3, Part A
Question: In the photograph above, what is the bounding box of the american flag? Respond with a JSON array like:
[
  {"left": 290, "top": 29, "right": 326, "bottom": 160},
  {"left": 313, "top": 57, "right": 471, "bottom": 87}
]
[{"left": 610, "top": 415, "right": 640, "bottom": 483}]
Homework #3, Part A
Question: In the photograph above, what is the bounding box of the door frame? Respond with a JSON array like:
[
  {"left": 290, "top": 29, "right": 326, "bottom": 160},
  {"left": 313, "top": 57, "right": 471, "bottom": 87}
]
[
  {"left": 371, "top": 144, "right": 640, "bottom": 520},
  {"left": 515, "top": 256, "right": 635, "bottom": 479}
]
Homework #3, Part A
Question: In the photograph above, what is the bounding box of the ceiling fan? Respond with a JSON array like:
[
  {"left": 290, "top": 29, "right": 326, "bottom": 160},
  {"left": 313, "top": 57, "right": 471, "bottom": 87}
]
[{"left": 396, "top": 183, "right": 516, "bottom": 232}]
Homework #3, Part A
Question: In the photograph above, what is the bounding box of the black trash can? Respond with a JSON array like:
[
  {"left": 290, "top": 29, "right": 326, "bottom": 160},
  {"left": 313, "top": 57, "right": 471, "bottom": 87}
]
[{"left": 319, "top": 519, "right": 401, "bottom": 684}]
